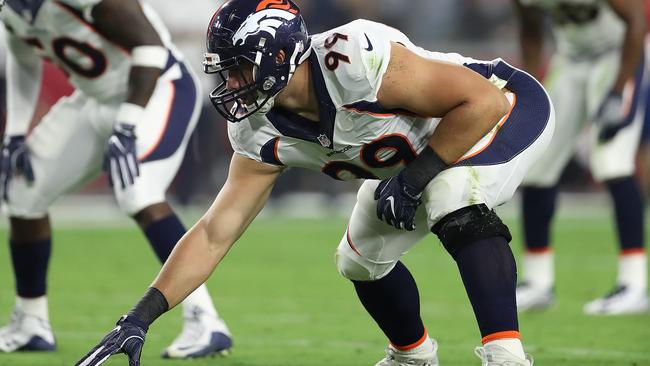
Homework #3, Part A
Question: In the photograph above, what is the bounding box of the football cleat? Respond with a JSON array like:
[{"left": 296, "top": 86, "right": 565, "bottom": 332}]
[
  {"left": 161, "top": 305, "right": 232, "bottom": 359},
  {"left": 516, "top": 281, "right": 554, "bottom": 311},
  {"left": 474, "top": 344, "right": 533, "bottom": 366},
  {"left": 0, "top": 310, "right": 56, "bottom": 352},
  {"left": 374, "top": 338, "right": 439, "bottom": 366},
  {"left": 583, "top": 285, "right": 649, "bottom": 315}
]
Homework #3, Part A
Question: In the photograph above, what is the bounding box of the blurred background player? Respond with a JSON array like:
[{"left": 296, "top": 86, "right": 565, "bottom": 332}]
[
  {"left": 514, "top": 0, "right": 649, "bottom": 314},
  {"left": 75, "top": 0, "right": 555, "bottom": 365},
  {"left": 0, "top": 0, "right": 232, "bottom": 357},
  {"left": 636, "top": 0, "right": 650, "bottom": 198}
]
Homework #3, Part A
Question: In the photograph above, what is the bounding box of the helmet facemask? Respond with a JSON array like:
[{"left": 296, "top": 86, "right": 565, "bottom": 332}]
[
  {"left": 204, "top": 53, "right": 275, "bottom": 122},
  {"left": 204, "top": 37, "right": 307, "bottom": 122}
]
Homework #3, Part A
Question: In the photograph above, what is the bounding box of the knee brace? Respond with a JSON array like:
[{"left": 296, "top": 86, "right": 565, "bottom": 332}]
[{"left": 431, "top": 204, "right": 512, "bottom": 260}]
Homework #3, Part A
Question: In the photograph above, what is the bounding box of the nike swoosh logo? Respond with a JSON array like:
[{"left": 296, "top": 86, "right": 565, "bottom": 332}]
[
  {"left": 386, "top": 196, "right": 395, "bottom": 216},
  {"left": 363, "top": 33, "right": 373, "bottom": 51}
]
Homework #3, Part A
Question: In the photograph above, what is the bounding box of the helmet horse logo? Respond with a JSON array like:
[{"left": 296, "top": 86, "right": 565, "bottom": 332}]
[{"left": 232, "top": 1, "right": 298, "bottom": 45}]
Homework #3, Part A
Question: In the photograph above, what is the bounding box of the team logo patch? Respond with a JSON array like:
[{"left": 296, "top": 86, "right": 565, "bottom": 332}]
[{"left": 232, "top": 6, "right": 297, "bottom": 45}]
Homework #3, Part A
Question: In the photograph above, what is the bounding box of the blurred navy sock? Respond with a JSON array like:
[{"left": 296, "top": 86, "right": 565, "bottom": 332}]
[
  {"left": 144, "top": 214, "right": 186, "bottom": 263},
  {"left": 453, "top": 236, "right": 519, "bottom": 340},
  {"left": 352, "top": 261, "right": 426, "bottom": 348},
  {"left": 10, "top": 238, "right": 51, "bottom": 298},
  {"left": 606, "top": 176, "right": 645, "bottom": 252},
  {"left": 521, "top": 186, "right": 558, "bottom": 251}
]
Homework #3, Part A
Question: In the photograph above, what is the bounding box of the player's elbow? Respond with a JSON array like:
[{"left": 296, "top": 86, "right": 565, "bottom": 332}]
[{"left": 474, "top": 87, "right": 510, "bottom": 125}]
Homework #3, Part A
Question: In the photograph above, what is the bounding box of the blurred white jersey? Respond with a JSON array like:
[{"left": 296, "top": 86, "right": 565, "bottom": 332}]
[
  {"left": 1, "top": 0, "right": 201, "bottom": 217},
  {"left": 520, "top": 0, "right": 624, "bottom": 58},
  {"left": 0, "top": 0, "right": 179, "bottom": 103},
  {"left": 229, "top": 20, "right": 539, "bottom": 181}
]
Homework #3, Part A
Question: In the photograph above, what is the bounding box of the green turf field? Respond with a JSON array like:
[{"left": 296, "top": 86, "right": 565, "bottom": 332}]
[{"left": 1, "top": 216, "right": 649, "bottom": 366}]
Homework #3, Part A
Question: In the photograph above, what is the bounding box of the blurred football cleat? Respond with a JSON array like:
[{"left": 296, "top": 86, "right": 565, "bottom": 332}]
[
  {"left": 516, "top": 281, "right": 554, "bottom": 311},
  {"left": 475, "top": 344, "right": 533, "bottom": 366},
  {"left": 161, "top": 305, "right": 232, "bottom": 359},
  {"left": 583, "top": 285, "right": 649, "bottom": 315},
  {"left": 0, "top": 310, "right": 56, "bottom": 352}
]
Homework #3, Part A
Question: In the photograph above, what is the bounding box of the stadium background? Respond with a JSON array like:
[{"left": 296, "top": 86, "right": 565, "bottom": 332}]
[{"left": 0, "top": 1, "right": 649, "bottom": 365}]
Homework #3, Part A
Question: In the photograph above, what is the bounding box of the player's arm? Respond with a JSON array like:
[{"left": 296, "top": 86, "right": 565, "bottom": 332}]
[
  {"left": 152, "top": 155, "right": 282, "bottom": 307},
  {"left": 89, "top": 0, "right": 169, "bottom": 188},
  {"left": 75, "top": 154, "right": 281, "bottom": 366},
  {"left": 596, "top": 0, "right": 646, "bottom": 141},
  {"left": 513, "top": 0, "right": 546, "bottom": 80},
  {"left": 607, "top": 0, "right": 646, "bottom": 93},
  {"left": 92, "top": 0, "right": 165, "bottom": 109},
  {"left": 0, "top": 33, "right": 43, "bottom": 198},
  {"left": 378, "top": 43, "right": 510, "bottom": 165},
  {"left": 374, "top": 43, "right": 510, "bottom": 230}
]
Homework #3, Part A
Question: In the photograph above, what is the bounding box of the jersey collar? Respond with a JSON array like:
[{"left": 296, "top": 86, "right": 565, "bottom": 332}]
[{"left": 266, "top": 52, "right": 336, "bottom": 149}]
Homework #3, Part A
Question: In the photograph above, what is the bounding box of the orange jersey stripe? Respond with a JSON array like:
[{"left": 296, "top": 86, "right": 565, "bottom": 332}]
[{"left": 344, "top": 106, "right": 396, "bottom": 118}]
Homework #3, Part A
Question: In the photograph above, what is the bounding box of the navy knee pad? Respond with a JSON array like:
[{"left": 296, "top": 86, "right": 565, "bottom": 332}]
[{"left": 431, "top": 204, "right": 512, "bottom": 259}]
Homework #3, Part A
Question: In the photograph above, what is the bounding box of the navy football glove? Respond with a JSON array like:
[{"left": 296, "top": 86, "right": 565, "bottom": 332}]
[
  {"left": 596, "top": 91, "right": 626, "bottom": 142},
  {"left": 104, "top": 123, "right": 140, "bottom": 189},
  {"left": 374, "top": 172, "right": 423, "bottom": 231},
  {"left": 76, "top": 315, "right": 147, "bottom": 366},
  {"left": 0, "top": 135, "right": 35, "bottom": 201}
]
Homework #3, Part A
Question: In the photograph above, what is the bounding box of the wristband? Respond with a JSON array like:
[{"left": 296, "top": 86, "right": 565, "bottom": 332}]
[
  {"left": 131, "top": 45, "right": 169, "bottom": 69},
  {"left": 116, "top": 103, "right": 145, "bottom": 126},
  {"left": 402, "top": 145, "right": 449, "bottom": 191},
  {"left": 127, "top": 287, "right": 169, "bottom": 326}
]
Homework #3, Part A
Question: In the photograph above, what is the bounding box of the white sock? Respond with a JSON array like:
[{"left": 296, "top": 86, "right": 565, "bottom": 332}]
[
  {"left": 182, "top": 284, "right": 218, "bottom": 317},
  {"left": 16, "top": 296, "right": 49, "bottom": 321},
  {"left": 617, "top": 251, "right": 647, "bottom": 290},
  {"left": 485, "top": 338, "right": 526, "bottom": 360},
  {"left": 522, "top": 250, "right": 554, "bottom": 289}
]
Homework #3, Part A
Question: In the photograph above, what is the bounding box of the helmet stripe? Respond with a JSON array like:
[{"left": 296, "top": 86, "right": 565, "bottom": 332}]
[{"left": 256, "top": 0, "right": 298, "bottom": 14}]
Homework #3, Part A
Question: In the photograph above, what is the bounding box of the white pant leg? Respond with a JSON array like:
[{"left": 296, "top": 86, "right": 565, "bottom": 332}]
[
  {"left": 6, "top": 91, "right": 108, "bottom": 218},
  {"left": 588, "top": 52, "right": 647, "bottom": 182},
  {"left": 523, "top": 55, "right": 589, "bottom": 187},
  {"left": 424, "top": 107, "right": 555, "bottom": 228},
  {"left": 335, "top": 180, "right": 430, "bottom": 282},
  {"left": 110, "top": 62, "right": 202, "bottom": 215}
]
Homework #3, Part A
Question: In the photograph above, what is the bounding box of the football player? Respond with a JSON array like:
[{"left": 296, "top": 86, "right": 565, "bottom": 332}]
[
  {"left": 514, "top": 0, "right": 649, "bottom": 314},
  {"left": 76, "top": 0, "right": 555, "bottom": 365},
  {"left": 0, "top": 0, "right": 232, "bottom": 358}
]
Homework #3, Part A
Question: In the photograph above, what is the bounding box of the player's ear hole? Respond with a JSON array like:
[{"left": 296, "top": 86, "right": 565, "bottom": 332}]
[{"left": 276, "top": 50, "right": 286, "bottom": 65}]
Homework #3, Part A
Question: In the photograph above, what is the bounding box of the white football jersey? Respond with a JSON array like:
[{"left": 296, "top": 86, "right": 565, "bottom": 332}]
[
  {"left": 228, "top": 20, "right": 507, "bottom": 181},
  {"left": 520, "top": 0, "right": 624, "bottom": 58},
  {"left": 0, "top": 0, "right": 179, "bottom": 103}
]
